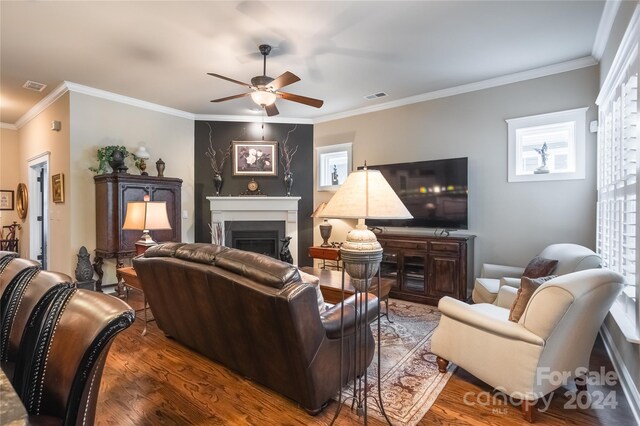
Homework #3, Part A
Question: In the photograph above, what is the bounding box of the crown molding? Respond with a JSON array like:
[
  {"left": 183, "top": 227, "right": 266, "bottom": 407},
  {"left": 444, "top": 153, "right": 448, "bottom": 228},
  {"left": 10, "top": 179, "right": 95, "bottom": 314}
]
[
  {"left": 64, "top": 81, "right": 194, "bottom": 120},
  {"left": 596, "top": 4, "right": 639, "bottom": 106},
  {"left": 14, "top": 82, "right": 69, "bottom": 129},
  {"left": 0, "top": 122, "right": 17, "bottom": 130},
  {"left": 313, "top": 56, "right": 598, "bottom": 124},
  {"left": 592, "top": 0, "right": 622, "bottom": 61},
  {"left": 194, "top": 114, "right": 313, "bottom": 124},
  {"left": 11, "top": 54, "right": 599, "bottom": 129}
]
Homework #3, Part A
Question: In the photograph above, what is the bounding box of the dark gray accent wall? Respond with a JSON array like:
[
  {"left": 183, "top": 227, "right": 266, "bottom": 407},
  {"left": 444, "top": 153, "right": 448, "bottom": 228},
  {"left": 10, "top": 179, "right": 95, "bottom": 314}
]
[{"left": 194, "top": 120, "right": 313, "bottom": 266}]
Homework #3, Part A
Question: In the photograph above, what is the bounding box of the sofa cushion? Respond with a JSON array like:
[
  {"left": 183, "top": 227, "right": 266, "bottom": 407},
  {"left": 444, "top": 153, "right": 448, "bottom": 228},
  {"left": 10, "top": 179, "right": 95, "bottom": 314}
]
[
  {"left": 508, "top": 275, "right": 556, "bottom": 322},
  {"left": 144, "top": 242, "right": 187, "bottom": 258},
  {"left": 472, "top": 277, "right": 500, "bottom": 304},
  {"left": 174, "top": 243, "right": 229, "bottom": 265},
  {"left": 214, "top": 249, "right": 300, "bottom": 289},
  {"left": 523, "top": 256, "right": 558, "bottom": 278},
  {"left": 299, "top": 269, "right": 326, "bottom": 312}
]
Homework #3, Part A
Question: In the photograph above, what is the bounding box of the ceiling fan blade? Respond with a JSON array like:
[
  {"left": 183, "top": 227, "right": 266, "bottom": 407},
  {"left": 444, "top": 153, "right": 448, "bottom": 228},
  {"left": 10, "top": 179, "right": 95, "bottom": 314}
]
[
  {"left": 277, "top": 91, "right": 324, "bottom": 108},
  {"left": 268, "top": 71, "right": 300, "bottom": 90},
  {"left": 265, "top": 103, "right": 279, "bottom": 116},
  {"left": 210, "top": 93, "right": 250, "bottom": 103},
  {"left": 207, "top": 73, "right": 252, "bottom": 88}
]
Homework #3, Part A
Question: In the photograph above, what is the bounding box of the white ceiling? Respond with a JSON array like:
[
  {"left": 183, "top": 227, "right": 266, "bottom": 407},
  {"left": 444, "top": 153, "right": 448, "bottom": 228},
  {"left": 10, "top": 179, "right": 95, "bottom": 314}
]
[{"left": 0, "top": 1, "right": 606, "bottom": 125}]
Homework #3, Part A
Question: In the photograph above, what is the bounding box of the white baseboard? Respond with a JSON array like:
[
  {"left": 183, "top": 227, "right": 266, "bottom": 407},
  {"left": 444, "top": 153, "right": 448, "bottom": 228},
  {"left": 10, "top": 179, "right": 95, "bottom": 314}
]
[{"left": 600, "top": 325, "right": 640, "bottom": 425}]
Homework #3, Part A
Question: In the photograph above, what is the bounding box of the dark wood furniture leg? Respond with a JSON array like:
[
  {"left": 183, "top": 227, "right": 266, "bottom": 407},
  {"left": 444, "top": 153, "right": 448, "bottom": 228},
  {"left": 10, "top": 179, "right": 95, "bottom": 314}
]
[
  {"left": 115, "top": 256, "right": 125, "bottom": 297},
  {"left": 436, "top": 356, "right": 449, "bottom": 373},
  {"left": 521, "top": 399, "right": 537, "bottom": 423},
  {"left": 93, "top": 256, "right": 104, "bottom": 292}
]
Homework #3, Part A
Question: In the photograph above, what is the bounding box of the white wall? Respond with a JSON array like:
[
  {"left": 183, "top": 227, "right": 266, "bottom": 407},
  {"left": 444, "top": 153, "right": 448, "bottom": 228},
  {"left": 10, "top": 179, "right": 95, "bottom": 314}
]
[
  {"left": 69, "top": 92, "right": 194, "bottom": 284},
  {"left": 315, "top": 66, "right": 599, "bottom": 273}
]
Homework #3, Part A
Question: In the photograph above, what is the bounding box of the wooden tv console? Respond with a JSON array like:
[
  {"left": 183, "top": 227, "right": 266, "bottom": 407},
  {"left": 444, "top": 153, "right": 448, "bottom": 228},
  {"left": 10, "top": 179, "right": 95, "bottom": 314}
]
[{"left": 377, "top": 233, "right": 475, "bottom": 305}]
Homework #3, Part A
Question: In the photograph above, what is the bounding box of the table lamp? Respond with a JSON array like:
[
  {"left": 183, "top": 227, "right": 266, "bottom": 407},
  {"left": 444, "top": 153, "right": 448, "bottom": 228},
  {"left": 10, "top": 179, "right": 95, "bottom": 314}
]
[
  {"left": 320, "top": 165, "right": 412, "bottom": 290},
  {"left": 310, "top": 202, "right": 332, "bottom": 247},
  {"left": 134, "top": 147, "right": 151, "bottom": 175},
  {"left": 122, "top": 195, "right": 172, "bottom": 255}
]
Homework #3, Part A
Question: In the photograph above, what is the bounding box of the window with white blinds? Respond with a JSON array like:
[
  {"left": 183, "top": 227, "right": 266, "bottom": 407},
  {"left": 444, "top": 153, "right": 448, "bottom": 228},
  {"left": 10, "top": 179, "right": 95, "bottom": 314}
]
[{"left": 597, "top": 72, "right": 638, "bottom": 289}]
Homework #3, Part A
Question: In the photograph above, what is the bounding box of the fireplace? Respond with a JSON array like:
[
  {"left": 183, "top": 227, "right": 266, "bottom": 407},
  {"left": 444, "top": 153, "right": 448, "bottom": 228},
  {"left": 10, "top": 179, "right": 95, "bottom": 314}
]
[
  {"left": 225, "top": 221, "right": 285, "bottom": 259},
  {"left": 207, "top": 196, "right": 301, "bottom": 264}
]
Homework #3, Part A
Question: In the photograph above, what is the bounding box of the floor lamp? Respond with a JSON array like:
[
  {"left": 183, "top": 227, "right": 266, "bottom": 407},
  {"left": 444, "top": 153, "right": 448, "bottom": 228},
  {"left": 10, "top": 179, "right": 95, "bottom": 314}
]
[{"left": 320, "top": 165, "right": 412, "bottom": 424}]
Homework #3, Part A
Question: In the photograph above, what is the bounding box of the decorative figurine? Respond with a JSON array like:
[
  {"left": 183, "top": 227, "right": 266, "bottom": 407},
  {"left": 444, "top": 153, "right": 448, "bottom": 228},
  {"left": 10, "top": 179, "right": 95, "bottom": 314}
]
[
  {"left": 533, "top": 143, "right": 550, "bottom": 174},
  {"left": 279, "top": 236, "right": 293, "bottom": 264},
  {"left": 75, "top": 246, "right": 96, "bottom": 290}
]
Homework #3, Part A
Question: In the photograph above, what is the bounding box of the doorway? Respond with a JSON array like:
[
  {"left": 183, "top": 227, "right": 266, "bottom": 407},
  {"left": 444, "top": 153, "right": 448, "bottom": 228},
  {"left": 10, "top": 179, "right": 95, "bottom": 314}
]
[{"left": 28, "top": 153, "right": 49, "bottom": 269}]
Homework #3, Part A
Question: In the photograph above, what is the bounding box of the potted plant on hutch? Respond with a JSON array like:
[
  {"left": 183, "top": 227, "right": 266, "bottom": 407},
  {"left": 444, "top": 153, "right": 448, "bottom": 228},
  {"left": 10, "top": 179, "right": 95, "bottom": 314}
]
[{"left": 89, "top": 145, "right": 130, "bottom": 175}]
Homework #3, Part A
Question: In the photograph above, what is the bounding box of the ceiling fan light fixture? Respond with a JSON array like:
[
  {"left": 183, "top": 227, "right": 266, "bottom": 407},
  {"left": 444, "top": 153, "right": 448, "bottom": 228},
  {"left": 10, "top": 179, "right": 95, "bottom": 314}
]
[{"left": 251, "top": 90, "right": 277, "bottom": 106}]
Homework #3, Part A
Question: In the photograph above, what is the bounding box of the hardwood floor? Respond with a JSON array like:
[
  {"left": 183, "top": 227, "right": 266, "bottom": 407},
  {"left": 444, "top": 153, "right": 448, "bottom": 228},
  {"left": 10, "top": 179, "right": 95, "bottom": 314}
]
[{"left": 96, "top": 294, "right": 636, "bottom": 425}]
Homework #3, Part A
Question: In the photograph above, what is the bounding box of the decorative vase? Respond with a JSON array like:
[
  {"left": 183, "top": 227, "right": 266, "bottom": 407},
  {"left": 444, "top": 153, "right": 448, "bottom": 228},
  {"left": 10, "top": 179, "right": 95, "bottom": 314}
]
[
  {"left": 156, "top": 158, "right": 165, "bottom": 177},
  {"left": 319, "top": 219, "right": 333, "bottom": 247},
  {"left": 284, "top": 171, "right": 293, "bottom": 196},
  {"left": 109, "top": 150, "right": 127, "bottom": 173},
  {"left": 213, "top": 173, "right": 224, "bottom": 196}
]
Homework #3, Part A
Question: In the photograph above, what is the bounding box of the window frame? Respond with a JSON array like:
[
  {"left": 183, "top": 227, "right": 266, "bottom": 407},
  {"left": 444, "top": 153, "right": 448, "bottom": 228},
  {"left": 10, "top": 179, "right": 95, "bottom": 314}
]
[
  {"left": 316, "top": 143, "right": 352, "bottom": 192},
  {"left": 506, "top": 107, "right": 588, "bottom": 182}
]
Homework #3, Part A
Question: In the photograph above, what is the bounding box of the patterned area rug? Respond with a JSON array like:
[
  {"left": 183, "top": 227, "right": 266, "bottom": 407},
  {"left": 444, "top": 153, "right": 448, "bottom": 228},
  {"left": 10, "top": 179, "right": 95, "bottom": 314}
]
[{"left": 336, "top": 299, "right": 455, "bottom": 426}]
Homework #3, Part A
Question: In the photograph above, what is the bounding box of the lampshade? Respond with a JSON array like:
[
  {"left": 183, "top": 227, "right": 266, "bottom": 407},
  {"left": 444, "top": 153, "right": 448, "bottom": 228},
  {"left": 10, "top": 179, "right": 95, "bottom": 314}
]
[
  {"left": 134, "top": 146, "right": 150, "bottom": 159},
  {"left": 251, "top": 90, "right": 277, "bottom": 106},
  {"left": 320, "top": 169, "right": 412, "bottom": 220},
  {"left": 122, "top": 201, "right": 171, "bottom": 231}
]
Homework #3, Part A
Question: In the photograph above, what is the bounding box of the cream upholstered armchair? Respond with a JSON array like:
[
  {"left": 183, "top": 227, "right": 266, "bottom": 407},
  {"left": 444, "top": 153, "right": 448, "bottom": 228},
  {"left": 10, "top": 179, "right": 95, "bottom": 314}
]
[
  {"left": 432, "top": 269, "right": 623, "bottom": 422},
  {"left": 472, "top": 243, "right": 601, "bottom": 304}
]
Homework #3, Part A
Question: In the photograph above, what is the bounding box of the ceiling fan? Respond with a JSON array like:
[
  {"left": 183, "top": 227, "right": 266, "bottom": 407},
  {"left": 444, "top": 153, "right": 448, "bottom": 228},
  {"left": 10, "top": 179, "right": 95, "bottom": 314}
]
[{"left": 208, "top": 44, "right": 324, "bottom": 116}]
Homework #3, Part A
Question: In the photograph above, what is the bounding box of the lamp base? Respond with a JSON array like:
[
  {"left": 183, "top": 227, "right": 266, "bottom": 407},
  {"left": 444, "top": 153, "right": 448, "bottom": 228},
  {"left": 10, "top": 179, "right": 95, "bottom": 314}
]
[
  {"left": 340, "top": 222, "right": 383, "bottom": 291},
  {"left": 134, "top": 230, "right": 157, "bottom": 255}
]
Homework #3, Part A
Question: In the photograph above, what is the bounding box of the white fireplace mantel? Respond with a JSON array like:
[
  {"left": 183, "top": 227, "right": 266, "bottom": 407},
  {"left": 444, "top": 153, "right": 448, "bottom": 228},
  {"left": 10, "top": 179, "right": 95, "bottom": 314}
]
[{"left": 206, "top": 196, "right": 302, "bottom": 264}]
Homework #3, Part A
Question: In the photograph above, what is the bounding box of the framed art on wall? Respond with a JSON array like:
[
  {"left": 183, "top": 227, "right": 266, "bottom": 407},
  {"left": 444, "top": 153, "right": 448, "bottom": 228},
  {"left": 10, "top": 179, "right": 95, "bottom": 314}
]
[
  {"left": 52, "top": 173, "right": 65, "bottom": 203},
  {"left": 316, "top": 143, "right": 352, "bottom": 191},
  {"left": 232, "top": 141, "right": 278, "bottom": 176},
  {"left": 0, "top": 190, "right": 14, "bottom": 210}
]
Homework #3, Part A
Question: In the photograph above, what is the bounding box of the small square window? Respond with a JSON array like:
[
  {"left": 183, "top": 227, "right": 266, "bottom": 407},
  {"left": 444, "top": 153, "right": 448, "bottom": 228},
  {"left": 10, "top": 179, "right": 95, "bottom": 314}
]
[
  {"left": 316, "top": 143, "right": 352, "bottom": 191},
  {"left": 507, "top": 108, "right": 588, "bottom": 182}
]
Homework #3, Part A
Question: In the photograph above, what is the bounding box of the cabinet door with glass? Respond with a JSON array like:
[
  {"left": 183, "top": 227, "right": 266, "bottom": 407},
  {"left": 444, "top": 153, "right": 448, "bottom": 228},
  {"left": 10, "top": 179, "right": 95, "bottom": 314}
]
[
  {"left": 400, "top": 251, "right": 428, "bottom": 295},
  {"left": 380, "top": 249, "right": 401, "bottom": 290}
]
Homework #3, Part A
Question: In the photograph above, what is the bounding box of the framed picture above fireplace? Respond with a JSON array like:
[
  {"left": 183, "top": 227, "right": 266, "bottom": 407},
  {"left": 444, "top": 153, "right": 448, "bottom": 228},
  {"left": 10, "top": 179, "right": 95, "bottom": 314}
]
[{"left": 232, "top": 141, "right": 278, "bottom": 176}]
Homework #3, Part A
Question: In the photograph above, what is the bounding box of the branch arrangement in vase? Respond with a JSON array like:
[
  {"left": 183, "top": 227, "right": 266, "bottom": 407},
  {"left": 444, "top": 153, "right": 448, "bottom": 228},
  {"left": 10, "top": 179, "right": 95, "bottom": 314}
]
[
  {"left": 205, "top": 123, "right": 232, "bottom": 175},
  {"left": 279, "top": 125, "right": 298, "bottom": 174}
]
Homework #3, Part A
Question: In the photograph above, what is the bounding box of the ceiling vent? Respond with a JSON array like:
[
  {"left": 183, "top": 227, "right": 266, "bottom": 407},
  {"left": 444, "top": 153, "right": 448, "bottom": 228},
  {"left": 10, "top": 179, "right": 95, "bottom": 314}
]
[
  {"left": 364, "top": 92, "right": 387, "bottom": 100},
  {"left": 22, "top": 80, "right": 47, "bottom": 92}
]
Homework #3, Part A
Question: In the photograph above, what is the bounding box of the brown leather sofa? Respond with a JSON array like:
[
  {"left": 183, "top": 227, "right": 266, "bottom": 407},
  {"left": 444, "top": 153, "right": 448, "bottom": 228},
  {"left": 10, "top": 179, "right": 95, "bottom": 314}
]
[{"left": 134, "top": 242, "right": 379, "bottom": 414}]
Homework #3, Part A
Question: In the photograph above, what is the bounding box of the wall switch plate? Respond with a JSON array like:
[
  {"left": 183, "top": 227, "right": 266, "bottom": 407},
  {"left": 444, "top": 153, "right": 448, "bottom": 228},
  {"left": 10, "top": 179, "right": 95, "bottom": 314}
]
[
  {"left": 589, "top": 120, "right": 598, "bottom": 133},
  {"left": 182, "top": 210, "right": 189, "bottom": 219}
]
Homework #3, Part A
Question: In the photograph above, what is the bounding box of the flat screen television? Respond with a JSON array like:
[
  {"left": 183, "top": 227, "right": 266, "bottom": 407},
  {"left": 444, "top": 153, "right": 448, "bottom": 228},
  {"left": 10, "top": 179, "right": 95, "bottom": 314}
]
[{"left": 363, "top": 157, "right": 468, "bottom": 230}]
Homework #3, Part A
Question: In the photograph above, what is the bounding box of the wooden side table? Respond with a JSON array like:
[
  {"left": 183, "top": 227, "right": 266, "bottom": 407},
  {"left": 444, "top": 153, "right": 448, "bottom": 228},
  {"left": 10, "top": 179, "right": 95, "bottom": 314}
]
[
  {"left": 117, "top": 266, "right": 152, "bottom": 335},
  {"left": 308, "top": 246, "right": 342, "bottom": 270}
]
